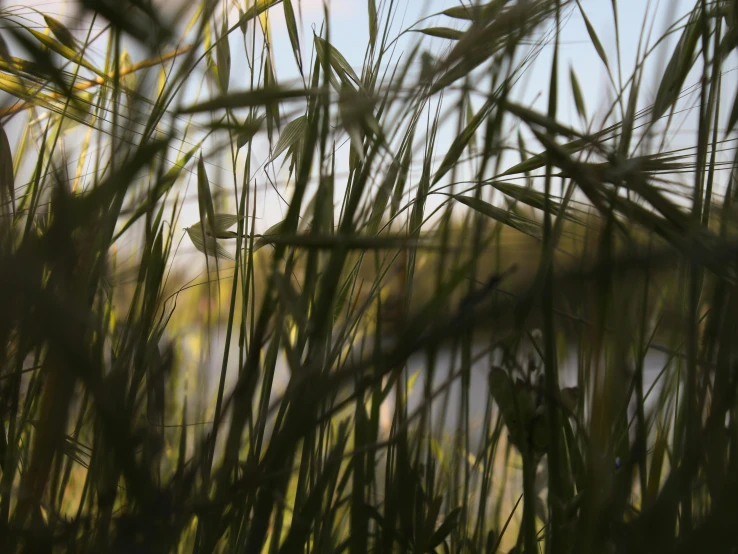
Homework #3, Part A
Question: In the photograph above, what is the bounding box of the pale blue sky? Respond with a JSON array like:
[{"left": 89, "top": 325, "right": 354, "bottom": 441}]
[
  {"left": 261, "top": 0, "right": 693, "bottom": 118},
  {"left": 5, "top": 0, "right": 732, "bottom": 268}
]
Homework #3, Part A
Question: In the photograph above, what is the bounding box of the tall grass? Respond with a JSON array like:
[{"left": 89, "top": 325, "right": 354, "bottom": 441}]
[{"left": 1, "top": 0, "right": 738, "bottom": 552}]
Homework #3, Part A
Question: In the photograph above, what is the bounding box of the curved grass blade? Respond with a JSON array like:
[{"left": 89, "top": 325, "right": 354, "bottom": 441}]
[
  {"left": 413, "top": 27, "right": 465, "bottom": 40},
  {"left": 432, "top": 98, "right": 493, "bottom": 185},
  {"left": 283, "top": 0, "right": 303, "bottom": 72},
  {"left": 368, "top": 0, "right": 378, "bottom": 48},
  {"left": 453, "top": 194, "right": 541, "bottom": 238},
  {"left": 652, "top": 7, "right": 701, "bottom": 121},
  {"left": 186, "top": 227, "right": 234, "bottom": 260},
  {"left": 27, "top": 28, "right": 108, "bottom": 80},
  {"left": 216, "top": 19, "right": 231, "bottom": 92},
  {"left": 270, "top": 115, "right": 307, "bottom": 161},
  {"left": 189, "top": 213, "right": 243, "bottom": 238},
  {"left": 196, "top": 155, "right": 217, "bottom": 257},
  {"left": 0, "top": 125, "right": 14, "bottom": 210},
  {"left": 491, "top": 181, "right": 583, "bottom": 224},
  {"left": 442, "top": 0, "right": 504, "bottom": 20},
  {"left": 570, "top": 65, "right": 587, "bottom": 120},
  {"left": 575, "top": 0, "right": 610, "bottom": 70},
  {"left": 43, "top": 15, "right": 77, "bottom": 51},
  {"left": 314, "top": 36, "right": 361, "bottom": 86},
  {"left": 113, "top": 142, "right": 201, "bottom": 242},
  {"left": 178, "top": 86, "right": 320, "bottom": 113}
]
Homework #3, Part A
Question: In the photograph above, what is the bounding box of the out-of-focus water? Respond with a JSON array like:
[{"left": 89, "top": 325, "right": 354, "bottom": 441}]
[{"left": 198, "top": 327, "right": 672, "bottom": 448}]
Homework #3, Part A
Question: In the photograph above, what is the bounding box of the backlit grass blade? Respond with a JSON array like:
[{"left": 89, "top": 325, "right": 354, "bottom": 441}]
[
  {"left": 575, "top": 0, "right": 610, "bottom": 70},
  {"left": 283, "top": 0, "right": 303, "bottom": 73},
  {"left": 270, "top": 114, "right": 308, "bottom": 161},
  {"left": 414, "top": 27, "right": 465, "bottom": 40},
  {"left": 178, "top": 86, "right": 321, "bottom": 113}
]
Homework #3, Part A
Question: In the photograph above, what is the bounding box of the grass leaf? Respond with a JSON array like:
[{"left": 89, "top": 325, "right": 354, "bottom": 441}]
[
  {"left": 216, "top": 19, "right": 231, "bottom": 92},
  {"left": 569, "top": 65, "right": 587, "bottom": 120},
  {"left": 43, "top": 15, "right": 77, "bottom": 50},
  {"left": 178, "top": 86, "right": 320, "bottom": 113},
  {"left": 414, "top": 27, "right": 465, "bottom": 40},
  {"left": 283, "top": 0, "right": 303, "bottom": 72},
  {"left": 368, "top": 0, "right": 378, "bottom": 47},
  {"left": 186, "top": 227, "right": 234, "bottom": 260},
  {"left": 0, "top": 125, "right": 14, "bottom": 209},
  {"left": 575, "top": 0, "right": 610, "bottom": 70},
  {"left": 271, "top": 115, "right": 307, "bottom": 161},
  {"left": 453, "top": 194, "right": 541, "bottom": 238},
  {"left": 314, "top": 36, "right": 361, "bottom": 86}
]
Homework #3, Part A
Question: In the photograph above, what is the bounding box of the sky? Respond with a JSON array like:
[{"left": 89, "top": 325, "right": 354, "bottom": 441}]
[
  {"left": 4, "top": 0, "right": 705, "bottom": 148},
  {"left": 244, "top": 0, "right": 710, "bottom": 219},
  {"left": 3, "top": 0, "right": 731, "bottom": 269}
]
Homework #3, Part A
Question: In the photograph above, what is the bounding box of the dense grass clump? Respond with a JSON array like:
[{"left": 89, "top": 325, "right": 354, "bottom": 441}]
[{"left": 2, "top": 0, "right": 738, "bottom": 552}]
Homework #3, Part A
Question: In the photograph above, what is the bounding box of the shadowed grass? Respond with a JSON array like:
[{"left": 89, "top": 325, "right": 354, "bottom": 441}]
[{"left": 1, "top": 0, "right": 738, "bottom": 553}]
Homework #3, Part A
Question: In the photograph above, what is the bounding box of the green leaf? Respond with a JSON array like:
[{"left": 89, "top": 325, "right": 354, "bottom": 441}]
[
  {"left": 270, "top": 115, "right": 307, "bottom": 161},
  {"left": 161, "top": 143, "right": 200, "bottom": 190},
  {"left": 54, "top": 92, "right": 94, "bottom": 134},
  {"left": 43, "top": 15, "right": 76, "bottom": 50},
  {"left": 216, "top": 19, "right": 231, "bottom": 92},
  {"left": 263, "top": 56, "right": 281, "bottom": 139},
  {"left": 338, "top": 83, "right": 382, "bottom": 162},
  {"left": 431, "top": 0, "right": 557, "bottom": 93},
  {"left": 429, "top": 507, "right": 462, "bottom": 548},
  {"left": 493, "top": 181, "right": 584, "bottom": 225},
  {"left": 113, "top": 142, "right": 201, "bottom": 242},
  {"left": 314, "top": 36, "right": 361, "bottom": 86},
  {"left": 248, "top": 233, "right": 433, "bottom": 250},
  {"left": 277, "top": 422, "right": 350, "bottom": 554},
  {"left": 369, "top": 156, "right": 400, "bottom": 233},
  {"left": 489, "top": 368, "right": 527, "bottom": 449},
  {"left": 197, "top": 155, "right": 217, "bottom": 254},
  {"left": 253, "top": 220, "right": 283, "bottom": 252},
  {"left": 144, "top": 230, "right": 166, "bottom": 319},
  {"left": 646, "top": 429, "right": 667, "bottom": 503},
  {"left": 210, "top": 213, "right": 240, "bottom": 233},
  {"left": 27, "top": 28, "right": 107, "bottom": 80},
  {"left": 0, "top": 124, "right": 14, "bottom": 208},
  {"left": 186, "top": 227, "right": 234, "bottom": 260},
  {"left": 79, "top": 0, "right": 173, "bottom": 47},
  {"left": 178, "top": 86, "right": 319, "bottom": 113},
  {"left": 492, "top": 181, "right": 561, "bottom": 216},
  {"left": 414, "top": 27, "right": 465, "bottom": 40},
  {"left": 190, "top": 213, "right": 243, "bottom": 237},
  {"left": 0, "top": 73, "right": 51, "bottom": 110},
  {"left": 442, "top": 0, "right": 504, "bottom": 20},
  {"left": 501, "top": 99, "right": 582, "bottom": 139},
  {"left": 453, "top": 195, "right": 541, "bottom": 238},
  {"left": 501, "top": 138, "right": 583, "bottom": 177},
  {"left": 0, "top": 33, "right": 10, "bottom": 61},
  {"left": 575, "top": 0, "right": 609, "bottom": 70},
  {"left": 569, "top": 66, "right": 587, "bottom": 120},
  {"left": 120, "top": 50, "right": 136, "bottom": 89},
  {"left": 176, "top": 398, "right": 188, "bottom": 475},
  {"left": 368, "top": 0, "right": 378, "bottom": 47},
  {"left": 517, "top": 129, "right": 528, "bottom": 163},
  {"left": 232, "top": 0, "right": 285, "bottom": 32},
  {"left": 392, "top": 131, "right": 413, "bottom": 217},
  {"left": 652, "top": 10, "right": 701, "bottom": 121},
  {"left": 237, "top": 114, "right": 265, "bottom": 149},
  {"left": 283, "top": 0, "right": 303, "bottom": 72},
  {"left": 432, "top": 98, "right": 493, "bottom": 185},
  {"left": 727, "top": 92, "right": 738, "bottom": 136}
]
